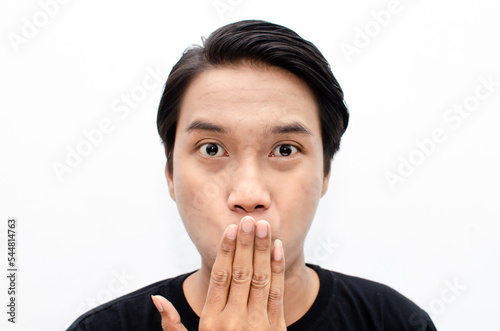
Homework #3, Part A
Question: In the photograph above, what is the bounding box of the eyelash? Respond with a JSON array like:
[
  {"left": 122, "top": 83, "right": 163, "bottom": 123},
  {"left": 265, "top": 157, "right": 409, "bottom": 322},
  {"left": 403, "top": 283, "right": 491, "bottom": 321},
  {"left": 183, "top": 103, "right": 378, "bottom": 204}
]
[{"left": 198, "top": 142, "right": 301, "bottom": 158}]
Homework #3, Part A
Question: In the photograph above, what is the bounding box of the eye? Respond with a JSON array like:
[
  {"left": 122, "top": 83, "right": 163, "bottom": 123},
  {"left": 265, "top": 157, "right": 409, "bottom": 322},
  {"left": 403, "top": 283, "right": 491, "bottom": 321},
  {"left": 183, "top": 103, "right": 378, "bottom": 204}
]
[
  {"left": 199, "top": 143, "right": 227, "bottom": 157},
  {"left": 270, "top": 144, "right": 299, "bottom": 157}
]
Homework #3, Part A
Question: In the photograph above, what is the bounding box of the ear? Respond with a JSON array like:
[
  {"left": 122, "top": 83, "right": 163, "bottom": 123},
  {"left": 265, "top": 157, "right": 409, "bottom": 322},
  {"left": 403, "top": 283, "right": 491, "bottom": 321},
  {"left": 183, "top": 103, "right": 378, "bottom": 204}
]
[
  {"left": 165, "top": 165, "right": 176, "bottom": 202},
  {"left": 163, "top": 144, "right": 177, "bottom": 201}
]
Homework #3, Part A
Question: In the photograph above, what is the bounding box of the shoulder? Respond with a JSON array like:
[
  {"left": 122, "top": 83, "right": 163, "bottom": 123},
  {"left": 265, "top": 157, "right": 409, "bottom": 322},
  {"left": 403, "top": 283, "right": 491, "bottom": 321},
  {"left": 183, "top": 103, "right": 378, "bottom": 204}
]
[
  {"left": 308, "top": 264, "right": 437, "bottom": 330},
  {"left": 66, "top": 271, "right": 194, "bottom": 331}
]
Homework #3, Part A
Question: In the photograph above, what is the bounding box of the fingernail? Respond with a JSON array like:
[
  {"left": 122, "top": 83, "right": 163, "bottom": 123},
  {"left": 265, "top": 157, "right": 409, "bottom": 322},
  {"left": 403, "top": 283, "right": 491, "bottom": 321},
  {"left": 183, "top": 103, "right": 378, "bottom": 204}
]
[
  {"left": 226, "top": 224, "right": 238, "bottom": 240},
  {"left": 151, "top": 295, "right": 164, "bottom": 312},
  {"left": 241, "top": 217, "right": 254, "bottom": 233},
  {"left": 273, "top": 239, "right": 283, "bottom": 261},
  {"left": 256, "top": 221, "right": 268, "bottom": 238}
]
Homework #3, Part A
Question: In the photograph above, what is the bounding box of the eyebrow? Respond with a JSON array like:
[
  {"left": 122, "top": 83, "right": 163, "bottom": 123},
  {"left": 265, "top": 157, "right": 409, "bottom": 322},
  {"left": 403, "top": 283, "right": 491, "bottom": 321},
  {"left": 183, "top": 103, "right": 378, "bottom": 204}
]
[
  {"left": 269, "top": 122, "right": 312, "bottom": 136},
  {"left": 185, "top": 120, "right": 312, "bottom": 136},
  {"left": 185, "top": 120, "right": 228, "bottom": 134}
]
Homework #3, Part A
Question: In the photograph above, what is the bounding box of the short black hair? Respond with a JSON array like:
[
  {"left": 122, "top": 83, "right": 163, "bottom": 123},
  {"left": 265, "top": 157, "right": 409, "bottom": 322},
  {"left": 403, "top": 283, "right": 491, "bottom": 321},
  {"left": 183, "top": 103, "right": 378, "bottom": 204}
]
[{"left": 157, "top": 20, "right": 349, "bottom": 176}]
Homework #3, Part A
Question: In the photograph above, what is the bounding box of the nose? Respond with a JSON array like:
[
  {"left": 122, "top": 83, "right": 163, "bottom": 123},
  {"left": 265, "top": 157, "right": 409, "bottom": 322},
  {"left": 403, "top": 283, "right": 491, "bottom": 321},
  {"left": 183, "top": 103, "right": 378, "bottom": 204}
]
[{"left": 227, "top": 159, "right": 271, "bottom": 214}]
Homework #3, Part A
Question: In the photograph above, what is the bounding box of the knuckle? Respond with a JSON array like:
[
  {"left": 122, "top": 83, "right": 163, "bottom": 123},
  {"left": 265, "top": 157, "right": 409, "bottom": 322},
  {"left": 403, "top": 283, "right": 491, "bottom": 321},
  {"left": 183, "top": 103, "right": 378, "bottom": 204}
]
[
  {"left": 269, "top": 287, "right": 283, "bottom": 302},
  {"left": 254, "top": 241, "right": 270, "bottom": 252},
  {"left": 237, "top": 238, "right": 253, "bottom": 248},
  {"left": 210, "top": 268, "right": 230, "bottom": 286},
  {"left": 272, "top": 261, "right": 285, "bottom": 275},
  {"left": 160, "top": 319, "right": 170, "bottom": 330},
  {"left": 251, "top": 272, "right": 270, "bottom": 288},
  {"left": 232, "top": 267, "right": 252, "bottom": 284},
  {"left": 220, "top": 241, "right": 234, "bottom": 255}
]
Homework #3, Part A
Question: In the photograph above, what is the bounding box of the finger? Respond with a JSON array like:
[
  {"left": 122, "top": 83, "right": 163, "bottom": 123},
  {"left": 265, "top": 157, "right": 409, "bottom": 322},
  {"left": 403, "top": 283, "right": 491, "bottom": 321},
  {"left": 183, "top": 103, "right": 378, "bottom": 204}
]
[
  {"left": 151, "top": 295, "right": 188, "bottom": 331},
  {"left": 248, "top": 220, "right": 272, "bottom": 311},
  {"left": 268, "top": 239, "right": 286, "bottom": 327},
  {"left": 226, "top": 216, "right": 256, "bottom": 307},
  {"left": 202, "top": 224, "right": 238, "bottom": 315}
]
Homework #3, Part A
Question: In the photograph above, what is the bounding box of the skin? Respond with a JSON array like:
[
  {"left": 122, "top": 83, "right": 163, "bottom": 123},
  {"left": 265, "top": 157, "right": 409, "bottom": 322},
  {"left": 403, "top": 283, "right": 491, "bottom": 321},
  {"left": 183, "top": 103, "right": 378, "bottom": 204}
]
[{"left": 152, "top": 63, "right": 331, "bottom": 329}]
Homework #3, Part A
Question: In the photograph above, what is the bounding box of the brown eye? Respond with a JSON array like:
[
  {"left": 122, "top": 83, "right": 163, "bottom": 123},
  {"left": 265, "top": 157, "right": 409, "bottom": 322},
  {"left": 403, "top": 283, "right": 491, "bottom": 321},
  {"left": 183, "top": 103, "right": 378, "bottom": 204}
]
[
  {"left": 271, "top": 144, "right": 298, "bottom": 157},
  {"left": 199, "top": 143, "right": 226, "bottom": 157}
]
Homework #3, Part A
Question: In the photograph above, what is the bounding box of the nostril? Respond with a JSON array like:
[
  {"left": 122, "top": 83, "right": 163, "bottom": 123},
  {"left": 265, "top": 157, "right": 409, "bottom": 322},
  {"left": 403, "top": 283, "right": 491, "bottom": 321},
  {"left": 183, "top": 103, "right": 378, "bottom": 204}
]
[{"left": 234, "top": 205, "right": 265, "bottom": 212}]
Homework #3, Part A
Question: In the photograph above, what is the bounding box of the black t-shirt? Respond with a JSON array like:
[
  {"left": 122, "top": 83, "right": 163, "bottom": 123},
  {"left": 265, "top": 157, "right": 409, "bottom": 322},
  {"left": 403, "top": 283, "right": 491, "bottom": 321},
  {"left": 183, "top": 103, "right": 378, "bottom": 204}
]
[{"left": 67, "top": 264, "right": 437, "bottom": 330}]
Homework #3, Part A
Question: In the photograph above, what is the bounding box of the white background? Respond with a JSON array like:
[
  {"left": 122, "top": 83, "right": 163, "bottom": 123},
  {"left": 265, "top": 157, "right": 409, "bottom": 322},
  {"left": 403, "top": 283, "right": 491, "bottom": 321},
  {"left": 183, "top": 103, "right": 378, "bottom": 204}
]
[{"left": 1, "top": 0, "right": 499, "bottom": 330}]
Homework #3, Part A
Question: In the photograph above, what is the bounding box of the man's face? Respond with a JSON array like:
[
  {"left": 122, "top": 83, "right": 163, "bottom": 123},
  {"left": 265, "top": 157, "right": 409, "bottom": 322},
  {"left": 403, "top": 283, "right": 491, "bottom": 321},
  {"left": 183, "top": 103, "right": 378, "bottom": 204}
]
[{"left": 166, "top": 63, "right": 329, "bottom": 271}]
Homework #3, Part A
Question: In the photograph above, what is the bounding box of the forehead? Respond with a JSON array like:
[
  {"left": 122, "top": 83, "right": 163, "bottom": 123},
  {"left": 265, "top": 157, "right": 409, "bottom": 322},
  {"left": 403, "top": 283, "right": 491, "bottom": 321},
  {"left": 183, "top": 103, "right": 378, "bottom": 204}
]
[{"left": 178, "top": 64, "right": 320, "bottom": 134}]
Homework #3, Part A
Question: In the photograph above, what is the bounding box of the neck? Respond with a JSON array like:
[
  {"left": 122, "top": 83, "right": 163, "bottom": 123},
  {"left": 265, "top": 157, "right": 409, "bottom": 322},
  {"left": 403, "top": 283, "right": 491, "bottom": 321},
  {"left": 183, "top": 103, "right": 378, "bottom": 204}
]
[{"left": 183, "top": 255, "right": 320, "bottom": 326}]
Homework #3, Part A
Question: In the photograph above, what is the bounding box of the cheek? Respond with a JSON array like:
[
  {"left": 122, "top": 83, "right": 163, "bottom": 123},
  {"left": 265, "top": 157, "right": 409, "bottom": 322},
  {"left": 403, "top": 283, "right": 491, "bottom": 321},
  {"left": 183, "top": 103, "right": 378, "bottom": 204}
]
[
  {"left": 172, "top": 160, "right": 227, "bottom": 259},
  {"left": 273, "top": 169, "right": 323, "bottom": 227},
  {"left": 173, "top": 161, "right": 226, "bottom": 218},
  {"left": 294, "top": 175, "right": 323, "bottom": 223},
  {"left": 285, "top": 161, "right": 324, "bottom": 208},
  {"left": 173, "top": 170, "right": 202, "bottom": 219}
]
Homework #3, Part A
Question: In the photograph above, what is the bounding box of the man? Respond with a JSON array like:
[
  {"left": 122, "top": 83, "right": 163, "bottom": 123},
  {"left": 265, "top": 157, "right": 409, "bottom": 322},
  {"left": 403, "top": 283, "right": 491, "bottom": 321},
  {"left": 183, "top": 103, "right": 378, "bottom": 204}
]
[{"left": 68, "top": 20, "right": 436, "bottom": 330}]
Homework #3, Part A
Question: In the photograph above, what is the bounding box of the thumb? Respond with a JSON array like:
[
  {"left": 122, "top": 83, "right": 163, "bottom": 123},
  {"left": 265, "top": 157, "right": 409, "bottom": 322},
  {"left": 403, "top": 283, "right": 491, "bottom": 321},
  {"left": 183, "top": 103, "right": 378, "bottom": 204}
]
[{"left": 151, "top": 295, "right": 188, "bottom": 331}]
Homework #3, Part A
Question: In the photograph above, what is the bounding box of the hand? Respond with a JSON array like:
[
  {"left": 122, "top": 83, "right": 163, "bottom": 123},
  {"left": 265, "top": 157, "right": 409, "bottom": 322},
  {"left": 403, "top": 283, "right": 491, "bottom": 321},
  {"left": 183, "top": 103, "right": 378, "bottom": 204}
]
[{"left": 152, "top": 216, "right": 286, "bottom": 330}]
